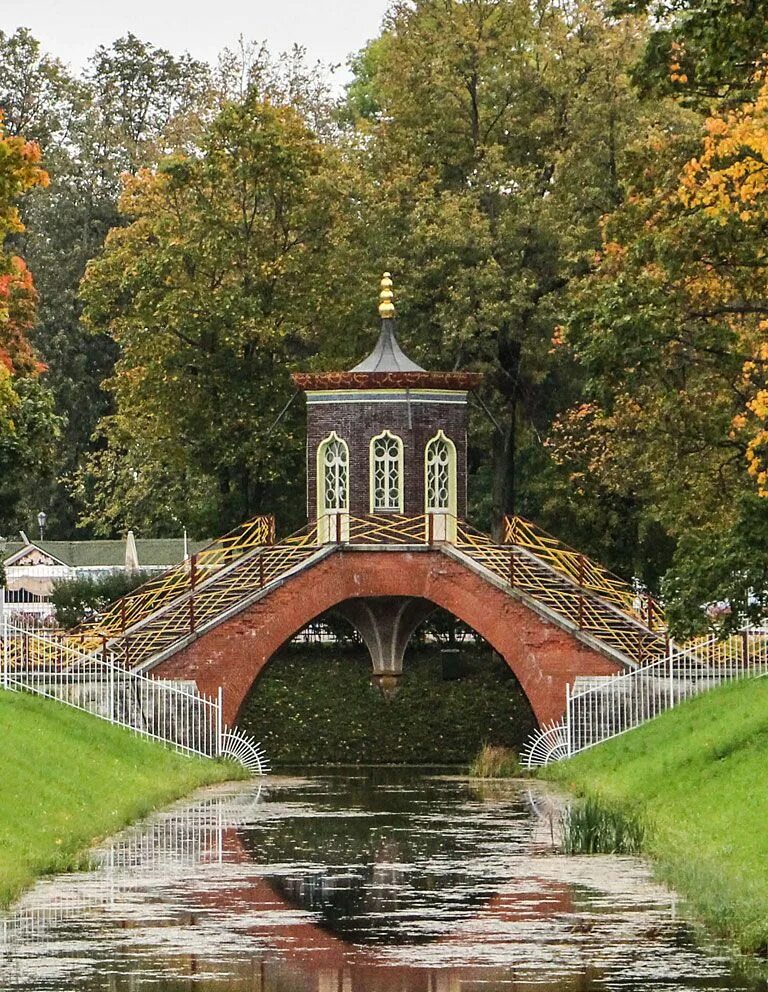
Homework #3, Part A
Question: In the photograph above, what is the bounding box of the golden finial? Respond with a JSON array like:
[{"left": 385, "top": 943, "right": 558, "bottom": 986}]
[{"left": 378, "top": 271, "right": 395, "bottom": 319}]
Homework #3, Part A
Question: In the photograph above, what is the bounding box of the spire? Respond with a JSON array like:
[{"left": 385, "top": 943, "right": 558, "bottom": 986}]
[
  {"left": 350, "top": 271, "right": 426, "bottom": 374},
  {"left": 378, "top": 271, "right": 395, "bottom": 319}
]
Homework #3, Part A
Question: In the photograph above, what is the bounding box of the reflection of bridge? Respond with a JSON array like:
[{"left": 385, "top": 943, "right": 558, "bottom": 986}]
[{"left": 0, "top": 775, "right": 684, "bottom": 992}]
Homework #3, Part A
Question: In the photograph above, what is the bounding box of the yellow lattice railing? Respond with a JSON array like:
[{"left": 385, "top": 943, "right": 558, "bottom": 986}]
[
  {"left": 456, "top": 521, "right": 666, "bottom": 665},
  {"left": 502, "top": 515, "right": 665, "bottom": 631},
  {"left": 76, "top": 514, "right": 276, "bottom": 646},
  {"left": 347, "top": 514, "right": 430, "bottom": 544},
  {"left": 50, "top": 509, "right": 667, "bottom": 672},
  {"left": 69, "top": 515, "right": 313, "bottom": 657},
  {"left": 100, "top": 524, "right": 320, "bottom": 669}
]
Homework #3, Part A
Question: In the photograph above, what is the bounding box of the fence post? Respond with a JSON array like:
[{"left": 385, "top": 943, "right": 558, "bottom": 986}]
[
  {"left": 189, "top": 554, "right": 197, "bottom": 633},
  {"left": 0, "top": 587, "right": 7, "bottom": 689},
  {"left": 216, "top": 686, "right": 223, "bottom": 757},
  {"left": 565, "top": 682, "right": 572, "bottom": 757},
  {"left": 668, "top": 638, "right": 675, "bottom": 709},
  {"left": 427, "top": 512, "right": 434, "bottom": 546},
  {"left": 742, "top": 629, "right": 749, "bottom": 675}
]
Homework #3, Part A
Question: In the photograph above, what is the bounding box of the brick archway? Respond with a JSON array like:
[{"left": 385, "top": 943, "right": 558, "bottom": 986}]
[{"left": 152, "top": 548, "right": 622, "bottom": 728}]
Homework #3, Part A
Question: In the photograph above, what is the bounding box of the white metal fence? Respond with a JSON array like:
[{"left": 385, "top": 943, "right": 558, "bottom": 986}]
[
  {"left": 522, "top": 626, "right": 768, "bottom": 767},
  {"left": 0, "top": 604, "right": 267, "bottom": 774}
]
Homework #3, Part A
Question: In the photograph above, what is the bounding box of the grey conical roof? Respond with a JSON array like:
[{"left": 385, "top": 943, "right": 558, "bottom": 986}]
[{"left": 350, "top": 319, "right": 426, "bottom": 373}]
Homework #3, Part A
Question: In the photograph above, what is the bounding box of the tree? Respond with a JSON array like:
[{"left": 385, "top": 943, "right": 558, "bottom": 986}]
[
  {"left": 0, "top": 116, "right": 60, "bottom": 537},
  {"left": 78, "top": 95, "right": 347, "bottom": 536},
  {"left": 342, "top": 0, "right": 656, "bottom": 542},
  {"left": 550, "top": 77, "right": 768, "bottom": 633},
  {"left": 618, "top": 0, "right": 768, "bottom": 108}
]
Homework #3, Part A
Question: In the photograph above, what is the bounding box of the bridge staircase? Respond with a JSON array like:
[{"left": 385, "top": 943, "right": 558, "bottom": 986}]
[
  {"left": 4, "top": 510, "right": 686, "bottom": 773},
  {"left": 58, "top": 511, "right": 665, "bottom": 677}
]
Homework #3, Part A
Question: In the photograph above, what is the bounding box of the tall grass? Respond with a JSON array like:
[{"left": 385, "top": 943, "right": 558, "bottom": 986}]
[
  {"left": 561, "top": 796, "right": 645, "bottom": 854},
  {"left": 469, "top": 744, "right": 521, "bottom": 778},
  {"left": 0, "top": 689, "right": 245, "bottom": 907}
]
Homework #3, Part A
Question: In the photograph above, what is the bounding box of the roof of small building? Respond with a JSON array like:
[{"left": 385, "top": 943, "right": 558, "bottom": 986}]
[
  {"left": 0, "top": 538, "right": 210, "bottom": 569},
  {"left": 291, "top": 273, "right": 483, "bottom": 393},
  {"left": 350, "top": 321, "right": 426, "bottom": 374}
]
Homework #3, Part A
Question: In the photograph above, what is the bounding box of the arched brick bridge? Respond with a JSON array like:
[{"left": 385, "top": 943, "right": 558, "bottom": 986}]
[
  {"left": 75, "top": 513, "right": 667, "bottom": 734},
  {"left": 151, "top": 547, "right": 622, "bottom": 727}
]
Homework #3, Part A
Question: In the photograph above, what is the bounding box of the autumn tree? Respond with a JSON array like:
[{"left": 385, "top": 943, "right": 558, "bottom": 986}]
[
  {"left": 2, "top": 30, "right": 212, "bottom": 536},
  {"left": 341, "top": 0, "right": 656, "bottom": 541},
  {"left": 550, "top": 76, "right": 768, "bottom": 634},
  {"left": 0, "top": 116, "right": 59, "bottom": 536}
]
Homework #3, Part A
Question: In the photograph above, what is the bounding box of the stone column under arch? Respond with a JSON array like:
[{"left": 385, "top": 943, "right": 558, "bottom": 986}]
[{"left": 332, "top": 596, "right": 436, "bottom": 696}]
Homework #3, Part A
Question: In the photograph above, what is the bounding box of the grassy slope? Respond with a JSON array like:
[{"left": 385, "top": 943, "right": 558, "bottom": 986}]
[
  {"left": 544, "top": 677, "right": 768, "bottom": 955},
  {"left": 0, "top": 689, "right": 245, "bottom": 907},
  {"left": 240, "top": 643, "right": 536, "bottom": 764}
]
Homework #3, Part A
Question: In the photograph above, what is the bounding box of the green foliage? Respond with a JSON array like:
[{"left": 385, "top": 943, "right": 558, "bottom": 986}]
[
  {"left": 0, "top": 689, "right": 243, "bottom": 907},
  {"left": 51, "top": 569, "right": 152, "bottom": 630},
  {"left": 662, "top": 494, "right": 768, "bottom": 637},
  {"left": 240, "top": 643, "right": 536, "bottom": 765},
  {"left": 0, "top": 377, "right": 63, "bottom": 538},
  {"left": 560, "top": 796, "right": 646, "bottom": 854},
  {"left": 545, "top": 677, "right": 768, "bottom": 955},
  {"left": 617, "top": 0, "right": 768, "bottom": 107},
  {"left": 77, "top": 93, "right": 345, "bottom": 535},
  {"left": 468, "top": 744, "right": 521, "bottom": 779}
]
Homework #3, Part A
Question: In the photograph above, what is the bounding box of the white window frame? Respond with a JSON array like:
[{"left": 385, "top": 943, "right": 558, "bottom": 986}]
[
  {"left": 316, "top": 431, "right": 349, "bottom": 516},
  {"left": 369, "top": 430, "right": 404, "bottom": 513},
  {"left": 424, "top": 429, "right": 457, "bottom": 515}
]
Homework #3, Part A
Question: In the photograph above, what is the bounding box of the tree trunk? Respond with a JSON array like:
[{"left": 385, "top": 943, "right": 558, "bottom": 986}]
[{"left": 491, "top": 330, "right": 521, "bottom": 540}]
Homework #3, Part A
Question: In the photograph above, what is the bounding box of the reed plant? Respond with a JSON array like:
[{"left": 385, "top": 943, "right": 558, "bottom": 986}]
[
  {"left": 561, "top": 796, "right": 645, "bottom": 854},
  {"left": 545, "top": 678, "right": 768, "bottom": 955},
  {"left": 469, "top": 743, "right": 521, "bottom": 778}
]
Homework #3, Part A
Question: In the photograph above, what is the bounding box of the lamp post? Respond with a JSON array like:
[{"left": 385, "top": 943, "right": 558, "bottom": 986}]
[{"left": 37, "top": 511, "right": 47, "bottom": 542}]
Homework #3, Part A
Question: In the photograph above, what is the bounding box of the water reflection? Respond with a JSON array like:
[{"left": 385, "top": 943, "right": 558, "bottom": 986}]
[{"left": 0, "top": 769, "right": 756, "bottom": 992}]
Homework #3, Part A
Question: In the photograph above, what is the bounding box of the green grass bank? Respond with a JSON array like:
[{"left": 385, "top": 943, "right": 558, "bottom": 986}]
[
  {"left": 240, "top": 642, "right": 535, "bottom": 764},
  {"left": 0, "top": 689, "right": 245, "bottom": 907},
  {"left": 544, "top": 677, "right": 768, "bottom": 956}
]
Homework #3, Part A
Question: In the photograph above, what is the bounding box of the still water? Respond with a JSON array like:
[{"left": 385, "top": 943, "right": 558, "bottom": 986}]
[{"left": 0, "top": 769, "right": 757, "bottom": 991}]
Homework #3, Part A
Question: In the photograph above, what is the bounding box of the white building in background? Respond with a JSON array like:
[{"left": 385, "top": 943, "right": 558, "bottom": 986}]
[{"left": 0, "top": 532, "right": 208, "bottom": 619}]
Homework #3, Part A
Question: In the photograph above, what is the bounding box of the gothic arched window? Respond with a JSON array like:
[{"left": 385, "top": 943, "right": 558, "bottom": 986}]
[
  {"left": 370, "top": 430, "right": 404, "bottom": 512},
  {"left": 425, "top": 430, "right": 457, "bottom": 513},
  {"left": 317, "top": 432, "right": 349, "bottom": 514}
]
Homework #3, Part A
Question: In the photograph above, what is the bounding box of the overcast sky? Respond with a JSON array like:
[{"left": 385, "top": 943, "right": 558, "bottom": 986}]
[{"left": 3, "top": 0, "right": 390, "bottom": 81}]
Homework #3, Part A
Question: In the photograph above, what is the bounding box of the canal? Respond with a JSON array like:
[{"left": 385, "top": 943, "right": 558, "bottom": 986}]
[{"left": 0, "top": 769, "right": 758, "bottom": 991}]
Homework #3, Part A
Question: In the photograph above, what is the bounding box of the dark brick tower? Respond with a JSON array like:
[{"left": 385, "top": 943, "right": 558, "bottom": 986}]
[
  {"left": 290, "top": 274, "right": 482, "bottom": 694},
  {"left": 292, "top": 273, "right": 481, "bottom": 543}
]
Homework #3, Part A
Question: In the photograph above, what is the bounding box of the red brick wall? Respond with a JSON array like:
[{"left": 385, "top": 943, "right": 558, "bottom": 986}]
[
  {"left": 153, "top": 548, "right": 622, "bottom": 728},
  {"left": 305, "top": 394, "right": 468, "bottom": 520}
]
